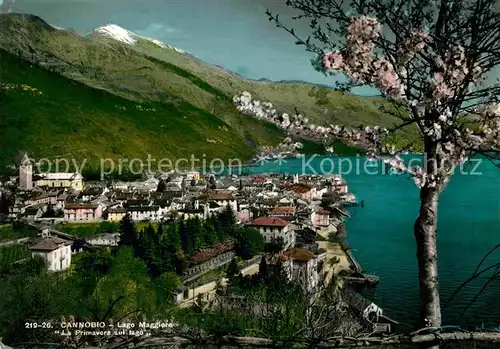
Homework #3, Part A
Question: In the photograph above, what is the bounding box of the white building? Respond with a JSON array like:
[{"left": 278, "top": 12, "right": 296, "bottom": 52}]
[
  {"left": 210, "top": 193, "right": 238, "bottom": 212},
  {"left": 332, "top": 175, "right": 348, "bottom": 194},
  {"left": 29, "top": 237, "right": 73, "bottom": 272},
  {"left": 128, "top": 205, "right": 162, "bottom": 221},
  {"left": 85, "top": 233, "right": 120, "bottom": 247},
  {"left": 36, "top": 172, "right": 84, "bottom": 191},
  {"left": 179, "top": 209, "right": 204, "bottom": 220},
  {"left": 107, "top": 207, "right": 127, "bottom": 221},
  {"left": 247, "top": 217, "right": 295, "bottom": 250},
  {"left": 311, "top": 209, "right": 330, "bottom": 227},
  {"left": 203, "top": 202, "right": 224, "bottom": 218},
  {"left": 278, "top": 197, "right": 293, "bottom": 206},
  {"left": 342, "top": 287, "right": 383, "bottom": 324},
  {"left": 8, "top": 204, "right": 24, "bottom": 220},
  {"left": 142, "top": 177, "right": 160, "bottom": 191},
  {"left": 184, "top": 171, "right": 201, "bottom": 181},
  {"left": 110, "top": 181, "right": 128, "bottom": 191},
  {"left": 280, "top": 247, "right": 327, "bottom": 292}
]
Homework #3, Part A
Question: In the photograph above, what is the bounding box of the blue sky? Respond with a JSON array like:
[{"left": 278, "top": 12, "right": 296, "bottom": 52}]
[{"left": 10, "top": 0, "right": 375, "bottom": 95}]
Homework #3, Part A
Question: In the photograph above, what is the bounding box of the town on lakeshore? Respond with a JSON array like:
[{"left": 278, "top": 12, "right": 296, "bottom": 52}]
[
  {"left": 0, "top": 153, "right": 399, "bottom": 341},
  {"left": 4, "top": 0, "right": 500, "bottom": 345}
]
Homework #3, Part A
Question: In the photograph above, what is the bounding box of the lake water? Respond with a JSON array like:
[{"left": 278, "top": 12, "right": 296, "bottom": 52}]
[{"left": 235, "top": 155, "right": 500, "bottom": 331}]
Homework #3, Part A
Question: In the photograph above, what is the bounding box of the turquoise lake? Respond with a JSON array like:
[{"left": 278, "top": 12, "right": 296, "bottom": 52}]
[{"left": 234, "top": 155, "right": 500, "bottom": 331}]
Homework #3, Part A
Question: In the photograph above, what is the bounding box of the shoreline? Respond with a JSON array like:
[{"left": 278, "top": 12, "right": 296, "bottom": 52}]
[{"left": 343, "top": 246, "right": 362, "bottom": 273}]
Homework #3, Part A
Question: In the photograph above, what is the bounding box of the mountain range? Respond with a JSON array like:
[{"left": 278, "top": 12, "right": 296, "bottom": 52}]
[{"left": 0, "top": 13, "right": 418, "bottom": 173}]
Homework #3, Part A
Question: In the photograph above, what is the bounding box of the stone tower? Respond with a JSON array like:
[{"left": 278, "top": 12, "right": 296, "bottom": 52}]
[{"left": 19, "top": 153, "right": 33, "bottom": 190}]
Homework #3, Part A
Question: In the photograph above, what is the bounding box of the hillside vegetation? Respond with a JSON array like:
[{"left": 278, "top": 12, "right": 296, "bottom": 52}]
[
  {"left": 0, "top": 49, "right": 265, "bottom": 170},
  {"left": 0, "top": 13, "right": 420, "bottom": 171}
]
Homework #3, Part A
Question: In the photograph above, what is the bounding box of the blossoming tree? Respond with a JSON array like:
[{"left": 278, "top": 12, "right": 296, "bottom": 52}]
[{"left": 263, "top": 0, "right": 500, "bottom": 334}]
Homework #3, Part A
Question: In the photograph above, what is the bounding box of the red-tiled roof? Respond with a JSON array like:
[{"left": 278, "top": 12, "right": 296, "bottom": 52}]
[
  {"left": 29, "top": 237, "right": 69, "bottom": 251},
  {"left": 212, "top": 193, "right": 233, "bottom": 200},
  {"left": 288, "top": 183, "right": 312, "bottom": 194},
  {"left": 108, "top": 208, "right": 127, "bottom": 213},
  {"left": 252, "top": 176, "right": 266, "bottom": 183},
  {"left": 316, "top": 209, "right": 330, "bottom": 215},
  {"left": 248, "top": 217, "right": 289, "bottom": 228},
  {"left": 190, "top": 240, "right": 235, "bottom": 265},
  {"left": 280, "top": 248, "right": 314, "bottom": 262},
  {"left": 64, "top": 203, "right": 99, "bottom": 210},
  {"left": 270, "top": 207, "right": 296, "bottom": 215}
]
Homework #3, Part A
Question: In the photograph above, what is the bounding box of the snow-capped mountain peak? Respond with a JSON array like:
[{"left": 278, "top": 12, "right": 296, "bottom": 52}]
[
  {"left": 49, "top": 23, "right": 64, "bottom": 31},
  {"left": 93, "top": 24, "right": 137, "bottom": 45},
  {"left": 92, "top": 24, "right": 186, "bottom": 54}
]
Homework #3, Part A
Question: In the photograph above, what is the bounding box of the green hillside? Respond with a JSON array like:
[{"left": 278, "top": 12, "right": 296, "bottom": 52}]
[
  {"left": 0, "top": 49, "right": 269, "bottom": 172},
  {"left": 0, "top": 13, "right": 421, "bottom": 171},
  {"left": 128, "top": 29, "right": 415, "bottom": 130}
]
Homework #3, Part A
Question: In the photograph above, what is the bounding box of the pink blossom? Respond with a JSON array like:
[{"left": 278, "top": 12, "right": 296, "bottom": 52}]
[
  {"left": 373, "top": 59, "right": 403, "bottom": 98},
  {"left": 415, "top": 42, "right": 425, "bottom": 52},
  {"left": 323, "top": 51, "right": 344, "bottom": 70},
  {"left": 321, "top": 16, "right": 406, "bottom": 98},
  {"left": 347, "top": 16, "right": 381, "bottom": 41},
  {"left": 435, "top": 57, "right": 445, "bottom": 68},
  {"left": 407, "top": 30, "right": 428, "bottom": 53},
  {"left": 429, "top": 45, "right": 470, "bottom": 101},
  {"left": 431, "top": 74, "right": 454, "bottom": 100}
]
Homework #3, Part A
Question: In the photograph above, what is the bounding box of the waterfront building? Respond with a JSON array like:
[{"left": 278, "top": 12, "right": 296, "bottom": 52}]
[
  {"left": 332, "top": 176, "right": 348, "bottom": 194},
  {"left": 311, "top": 209, "right": 330, "bottom": 227},
  {"left": 280, "top": 247, "right": 327, "bottom": 292}
]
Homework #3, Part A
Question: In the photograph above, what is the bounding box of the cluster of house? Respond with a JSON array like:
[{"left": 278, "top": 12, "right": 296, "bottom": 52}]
[
  {"left": 2, "top": 154, "right": 354, "bottom": 290},
  {"left": 1, "top": 154, "right": 397, "bottom": 333},
  {"left": 6, "top": 154, "right": 352, "bottom": 227}
]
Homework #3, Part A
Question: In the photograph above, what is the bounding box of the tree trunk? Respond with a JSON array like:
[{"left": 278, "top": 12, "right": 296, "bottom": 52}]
[{"left": 414, "top": 186, "right": 441, "bottom": 348}]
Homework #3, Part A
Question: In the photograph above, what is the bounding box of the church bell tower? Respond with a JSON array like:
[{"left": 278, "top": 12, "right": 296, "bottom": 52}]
[{"left": 19, "top": 153, "right": 33, "bottom": 190}]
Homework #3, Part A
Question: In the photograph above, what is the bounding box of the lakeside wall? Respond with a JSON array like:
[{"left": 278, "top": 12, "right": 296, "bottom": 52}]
[{"left": 344, "top": 248, "right": 362, "bottom": 273}]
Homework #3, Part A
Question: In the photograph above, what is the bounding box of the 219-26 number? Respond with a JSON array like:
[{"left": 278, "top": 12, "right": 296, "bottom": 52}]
[{"left": 25, "top": 322, "right": 53, "bottom": 329}]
